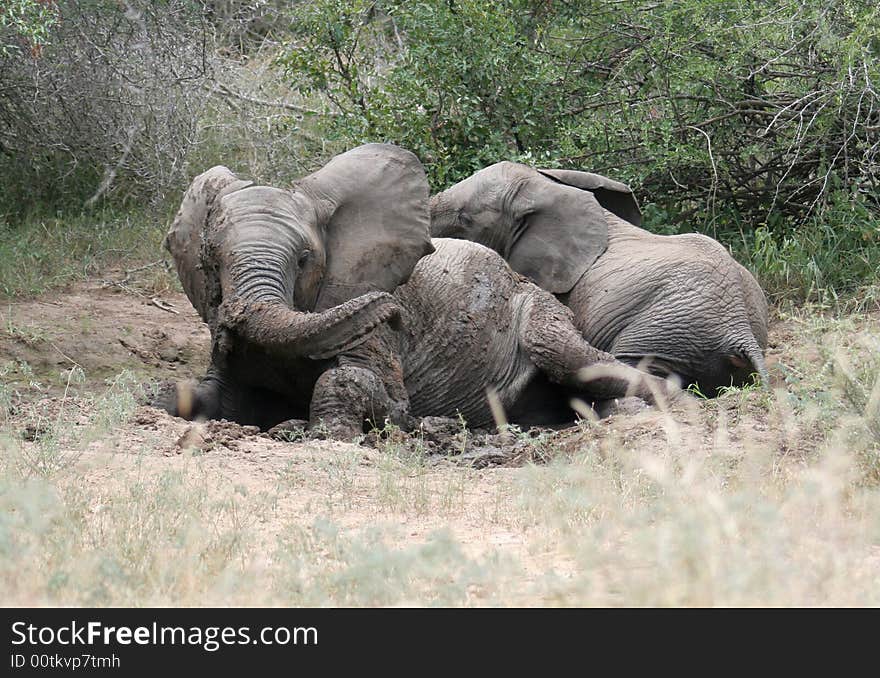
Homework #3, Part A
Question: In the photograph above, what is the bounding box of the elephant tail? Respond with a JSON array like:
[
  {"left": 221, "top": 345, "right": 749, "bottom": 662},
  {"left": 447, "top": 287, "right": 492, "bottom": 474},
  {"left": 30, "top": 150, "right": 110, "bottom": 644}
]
[{"left": 736, "top": 336, "right": 770, "bottom": 388}]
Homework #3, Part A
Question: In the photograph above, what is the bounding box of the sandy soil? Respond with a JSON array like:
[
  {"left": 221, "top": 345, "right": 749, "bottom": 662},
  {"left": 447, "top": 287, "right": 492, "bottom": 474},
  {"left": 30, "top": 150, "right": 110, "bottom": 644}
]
[{"left": 1, "top": 277, "right": 211, "bottom": 391}]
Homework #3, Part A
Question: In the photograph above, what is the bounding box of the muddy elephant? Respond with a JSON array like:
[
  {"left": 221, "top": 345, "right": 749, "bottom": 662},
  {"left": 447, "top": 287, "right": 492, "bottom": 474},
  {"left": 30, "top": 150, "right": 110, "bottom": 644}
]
[
  {"left": 161, "top": 145, "right": 675, "bottom": 438},
  {"left": 430, "top": 162, "right": 769, "bottom": 394}
]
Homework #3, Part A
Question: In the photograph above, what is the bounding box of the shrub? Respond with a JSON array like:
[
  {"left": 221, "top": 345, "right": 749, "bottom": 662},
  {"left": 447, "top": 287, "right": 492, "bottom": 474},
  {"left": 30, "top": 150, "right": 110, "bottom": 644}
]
[
  {"left": 0, "top": 0, "right": 215, "bottom": 213},
  {"left": 279, "top": 0, "right": 564, "bottom": 189},
  {"left": 278, "top": 1, "right": 880, "bottom": 265}
]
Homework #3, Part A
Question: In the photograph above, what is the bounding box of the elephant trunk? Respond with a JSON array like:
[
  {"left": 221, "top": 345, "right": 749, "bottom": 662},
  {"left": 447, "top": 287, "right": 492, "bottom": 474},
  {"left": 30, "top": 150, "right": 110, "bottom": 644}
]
[
  {"left": 219, "top": 291, "right": 400, "bottom": 359},
  {"left": 217, "top": 238, "right": 400, "bottom": 360}
]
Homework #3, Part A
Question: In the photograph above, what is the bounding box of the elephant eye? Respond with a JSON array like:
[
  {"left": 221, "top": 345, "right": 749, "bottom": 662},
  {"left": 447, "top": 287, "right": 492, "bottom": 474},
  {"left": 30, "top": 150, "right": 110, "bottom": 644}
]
[
  {"left": 458, "top": 211, "right": 473, "bottom": 228},
  {"left": 297, "top": 249, "right": 311, "bottom": 268}
]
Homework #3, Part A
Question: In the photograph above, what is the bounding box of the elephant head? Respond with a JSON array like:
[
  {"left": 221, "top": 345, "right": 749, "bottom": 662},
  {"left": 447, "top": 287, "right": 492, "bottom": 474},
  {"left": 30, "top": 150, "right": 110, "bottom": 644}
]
[
  {"left": 429, "top": 161, "right": 640, "bottom": 293},
  {"left": 166, "top": 143, "right": 434, "bottom": 359}
]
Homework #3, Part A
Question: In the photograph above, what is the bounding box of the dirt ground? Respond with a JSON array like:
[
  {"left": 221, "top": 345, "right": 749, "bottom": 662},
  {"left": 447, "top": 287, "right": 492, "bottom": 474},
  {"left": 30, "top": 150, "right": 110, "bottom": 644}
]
[
  {"left": 1, "top": 274, "right": 874, "bottom": 605},
  {"left": 0, "top": 279, "right": 564, "bottom": 588}
]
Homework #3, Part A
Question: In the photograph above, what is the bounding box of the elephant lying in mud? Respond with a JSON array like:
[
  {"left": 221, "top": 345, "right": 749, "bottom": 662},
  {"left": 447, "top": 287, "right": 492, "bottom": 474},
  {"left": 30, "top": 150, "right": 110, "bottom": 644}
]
[
  {"left": 430, "top": 162, "right": 769, "bottom": 395},
  {"left": 159, "top": 144, "right": 676, "bottom": 438}
]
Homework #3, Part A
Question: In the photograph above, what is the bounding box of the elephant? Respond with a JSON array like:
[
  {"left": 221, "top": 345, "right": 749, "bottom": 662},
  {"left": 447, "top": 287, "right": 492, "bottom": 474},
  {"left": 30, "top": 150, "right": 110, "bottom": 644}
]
[
  {"left": 160, "top": 144, "right": 676, "bottom": 438},
  {"left": 429, "top": 162, "right": 769, "bottom": 395}
]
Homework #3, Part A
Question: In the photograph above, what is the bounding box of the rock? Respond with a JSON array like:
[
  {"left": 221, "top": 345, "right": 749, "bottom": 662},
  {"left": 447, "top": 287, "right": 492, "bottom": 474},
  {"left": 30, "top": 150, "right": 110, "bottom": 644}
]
[
  {"left": 176, "top": 425, "right": 205, "bottom": 452},
  {"left": 416, "top": 416, "right": 466, "bottom": 443},
  {"left": 267, "top": 419, "right": 310, "bottom": 441},
  {"left": 158, "top": 344, "right": 179, "bottom": 362}
]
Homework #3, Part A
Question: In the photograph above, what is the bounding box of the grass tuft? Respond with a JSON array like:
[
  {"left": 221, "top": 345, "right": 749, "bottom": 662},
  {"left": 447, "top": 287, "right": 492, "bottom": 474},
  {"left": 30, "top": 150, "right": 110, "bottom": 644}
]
[{"left": 0, "top": 207, "right": 176, "bottom": 298}]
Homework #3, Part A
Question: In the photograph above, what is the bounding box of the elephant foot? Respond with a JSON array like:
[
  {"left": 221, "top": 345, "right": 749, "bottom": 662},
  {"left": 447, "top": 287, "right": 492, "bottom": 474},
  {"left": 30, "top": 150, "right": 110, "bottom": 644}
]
[
  {"left": 310, "top": 364, "right": 409, "bottom": 442},
  {"left": 148, "top": 374, "right": 222, "bottom": 421}
]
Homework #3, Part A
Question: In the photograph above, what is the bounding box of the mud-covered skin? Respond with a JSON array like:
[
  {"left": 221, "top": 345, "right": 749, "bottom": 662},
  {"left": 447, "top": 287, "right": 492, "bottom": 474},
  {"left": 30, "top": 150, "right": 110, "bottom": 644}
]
[
  {"left": 167, "top": 240, "right": 672, "bottom": 436},
  {"left": 162, "top": 147, "right": 674, "bottom": 438},
  {"left": 308, "top": 330, "right": 412, "bottom": 438},
  {"left": 395, "top": 239, "right": 666, "bottom": 429},
  {"left": 161, "top": 144, "right": 433, "bottom": 432},
  {"left": 308, "top": 239, "right": 674, "bottom": 436}
]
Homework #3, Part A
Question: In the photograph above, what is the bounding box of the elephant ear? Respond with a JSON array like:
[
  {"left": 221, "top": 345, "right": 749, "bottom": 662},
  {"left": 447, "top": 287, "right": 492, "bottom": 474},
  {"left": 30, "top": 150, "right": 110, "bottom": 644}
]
[
  {"left": 537, "top": 168, "right": 642, "bottom": 226},
  {"left": 300, "top": 143, "right": 434, "bottom": 311},
  {"left": 505, "top": 166, "right": 611, "bottom": 294},
  {"left": 165, "top": 166, "right": 252, "bottom": 322}
]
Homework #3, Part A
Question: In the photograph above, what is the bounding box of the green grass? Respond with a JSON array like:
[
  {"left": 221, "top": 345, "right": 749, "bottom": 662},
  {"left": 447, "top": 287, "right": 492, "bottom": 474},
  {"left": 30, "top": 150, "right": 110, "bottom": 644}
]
[
  {"left": 0, "top": 206, "right": 175, "bottom": 298},
  {"left": 736, "top": 195, "right": 880, "bottom": 308}
]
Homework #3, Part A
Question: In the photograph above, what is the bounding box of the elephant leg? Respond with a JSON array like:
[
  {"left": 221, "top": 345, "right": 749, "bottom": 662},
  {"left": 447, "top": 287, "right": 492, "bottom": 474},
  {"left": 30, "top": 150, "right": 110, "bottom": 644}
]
[
  {"left": 518, "top": 291, "right": 675, "bottom": 405},
  {"left": 309, "top": 365, "right": 406, "bottom": 440},
  {"left": 151, "top": 365, "right": 225, "bottom": 421},
  {"left": 157, "top": 365, "right": 298, "bottom": 430}
]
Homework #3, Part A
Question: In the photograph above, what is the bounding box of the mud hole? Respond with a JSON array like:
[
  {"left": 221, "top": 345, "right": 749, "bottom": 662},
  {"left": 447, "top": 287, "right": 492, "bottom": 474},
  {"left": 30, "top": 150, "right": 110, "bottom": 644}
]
[{"left": 1, "top": 280, "right": 871, "bottom": 604}]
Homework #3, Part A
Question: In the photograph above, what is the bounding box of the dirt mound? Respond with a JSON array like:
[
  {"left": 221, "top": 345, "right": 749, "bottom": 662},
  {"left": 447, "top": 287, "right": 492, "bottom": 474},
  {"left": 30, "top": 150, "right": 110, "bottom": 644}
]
[{"left": 1, "top": 280, "right": 210, "bottom": 395}]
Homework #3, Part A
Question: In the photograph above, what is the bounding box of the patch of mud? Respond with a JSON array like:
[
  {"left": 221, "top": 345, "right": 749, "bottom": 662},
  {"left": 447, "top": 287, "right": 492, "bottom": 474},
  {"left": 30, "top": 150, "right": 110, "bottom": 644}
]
[
  {"left": 172, "top": 418, "right": 262, "bottom": 454},
  {"left": 357, "top": 388, "right": 825, "bottom": 469},
  {"left": 362, "top": 417, "right": 557, "bottom": 468}
]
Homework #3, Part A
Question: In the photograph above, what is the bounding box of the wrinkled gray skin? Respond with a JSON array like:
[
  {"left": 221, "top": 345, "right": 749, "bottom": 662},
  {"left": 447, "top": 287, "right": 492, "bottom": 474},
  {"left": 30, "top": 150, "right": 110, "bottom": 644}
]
[
  {"left": 161, "top": 145, "right": 675, "bottom": 437},
  {"left": 430, "top": 162, "right": 769, "bottom": 394}
]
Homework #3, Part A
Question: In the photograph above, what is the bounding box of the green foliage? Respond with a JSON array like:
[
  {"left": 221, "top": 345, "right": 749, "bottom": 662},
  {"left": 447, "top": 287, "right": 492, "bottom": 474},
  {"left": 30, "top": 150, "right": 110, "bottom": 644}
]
[
  {"left": 0, "top": 0, "right": 58, "bottom": 55},
  {"left": 746, "top": 188, "right": 880, "bottom": 302},
  {"left": 280, "top": 0, "right": 563, "bottom": 188},
  {"left": 279, "top": 0, "right": 880, "bottom": 300},
  {"left": 0, "top": 0, "right": 876, "bottom": 303}
]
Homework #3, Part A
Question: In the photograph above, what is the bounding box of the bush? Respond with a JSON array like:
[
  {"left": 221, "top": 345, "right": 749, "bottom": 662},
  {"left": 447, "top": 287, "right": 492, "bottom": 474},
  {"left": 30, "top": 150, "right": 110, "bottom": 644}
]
[
  {"left": 279, "top": 0, "right": 564, "bottom": 188},
  {"left": 188, "top": 42, "right": 333, "bottom": 189},
  {"left": 279, "top": 0, "right": 880, "bottom": 299},
  {"left": 0, "top": 0, "right": 215, "bottom": 213},
  {"left": 0, "top": 1, "right": 328, "bottom": 218}
]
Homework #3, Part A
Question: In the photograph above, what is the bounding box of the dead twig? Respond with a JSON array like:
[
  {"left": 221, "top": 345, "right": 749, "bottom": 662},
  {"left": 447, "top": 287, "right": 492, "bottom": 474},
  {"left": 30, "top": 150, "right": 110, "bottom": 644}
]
[
  {"left": 99, "top": 260, "right": 168, "bottom": 295},
  {"left": 206, "top": 81, "right": 330, "bottom": 116},
  {"left": 150, "top": 298, "right": 179, "bottom": 315},
  {"left": 99, "top": 279, "right": 148, "bottom": 298}
]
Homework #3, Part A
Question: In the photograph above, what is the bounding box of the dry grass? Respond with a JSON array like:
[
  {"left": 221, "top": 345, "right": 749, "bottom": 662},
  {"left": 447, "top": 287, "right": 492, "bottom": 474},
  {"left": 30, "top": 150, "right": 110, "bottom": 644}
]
[{"left": 2, "top": 303, "right": 880, "bottom": 607}]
